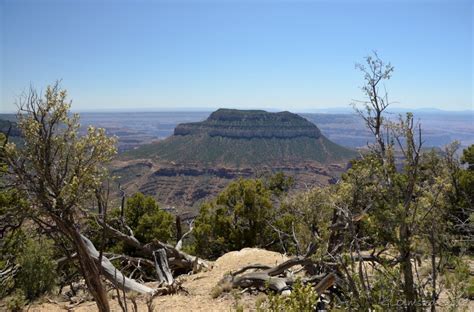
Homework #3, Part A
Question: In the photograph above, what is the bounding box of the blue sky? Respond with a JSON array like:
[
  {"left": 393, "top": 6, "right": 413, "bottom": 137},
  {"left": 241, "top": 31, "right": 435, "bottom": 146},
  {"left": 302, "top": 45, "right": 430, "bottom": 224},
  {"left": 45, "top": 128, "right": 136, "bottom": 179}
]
[{"left": 1, "top": 0, "right": 472, "bottom": 113}]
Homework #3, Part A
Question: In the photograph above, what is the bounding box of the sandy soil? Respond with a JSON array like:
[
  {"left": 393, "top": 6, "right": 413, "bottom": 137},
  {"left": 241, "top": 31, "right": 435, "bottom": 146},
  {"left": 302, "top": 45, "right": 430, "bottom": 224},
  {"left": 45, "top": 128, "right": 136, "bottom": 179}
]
[{"left": 27, "top": 248, "right": 288, "bottom": 312}]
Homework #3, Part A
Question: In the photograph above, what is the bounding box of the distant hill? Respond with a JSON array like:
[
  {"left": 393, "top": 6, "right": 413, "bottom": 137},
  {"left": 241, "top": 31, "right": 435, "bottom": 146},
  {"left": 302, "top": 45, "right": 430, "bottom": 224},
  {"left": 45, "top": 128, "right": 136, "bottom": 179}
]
[{"left": 124, "top": 109, "right": 356, "bottom": 166}]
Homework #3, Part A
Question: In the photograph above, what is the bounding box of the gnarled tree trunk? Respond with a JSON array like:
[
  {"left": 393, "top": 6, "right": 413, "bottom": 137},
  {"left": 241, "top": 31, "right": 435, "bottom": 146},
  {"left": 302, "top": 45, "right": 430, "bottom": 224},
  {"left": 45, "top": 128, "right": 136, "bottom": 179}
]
[
  {"left": 80, "top": 234, "right": 155, "bottom": 294},
  {"left": 55, "top": 218, "right": 111, "bottom": 312}
]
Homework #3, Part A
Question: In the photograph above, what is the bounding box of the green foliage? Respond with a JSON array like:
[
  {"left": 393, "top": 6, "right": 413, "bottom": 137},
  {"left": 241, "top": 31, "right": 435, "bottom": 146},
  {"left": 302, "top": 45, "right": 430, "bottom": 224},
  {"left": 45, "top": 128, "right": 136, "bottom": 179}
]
[
  {"left": 191, "top": 178, "right": 275, "bottom": 259},
  {"left": 443, "top": 144, "right": 474, "bottom": 249},
  {"left": 88, "top": 193, "right": 174, "bottom": 255},
  {"left": 443, "top": 257, "right": 471, "bottom": 311},
  {"left": 1, "top": 84, "right": 120, "bottom": 310},
  {"left": 460, "top": 144, "right": 474, "bottom": 170},
  {"left": 466, "top": 276, "right": 474, "bottom": 300},
  {"left": 327, "top": 112, "right": 464, "bottom": 309},
  {"left": 5, "top": 290, "right": 27, "bottom": 312},
  {"left": 275, "top": 187, "right": 334, "bottom": 255},
  {"left": 0, "top": 191, "right": 24, "bottom": 235},
  {"left": 0, "top": 133, "right": 29, "bottom": 236},
  {"left": 265, "top": 172, "right": 294, "bottom": 197},
  {"left": 0, "top": 161, "right": 30, "bottom": 300},
  {"left": 15, "top": 236, "right": 57, "bottom": 300},
  {"left": 256, "top": 280, "right": 318, "bottom": 312},
  {"left": 459, "top": 144, "right": 474, "bottom": 217},
  {"left": 124, "top": 192, "right": 174, "bottom": 244},
  {"left": 0, "top": 231, "right": 27, "bottom": 298},
  {"left": 337, "top": 154, "right": 397, "bottom": 247},
  {"left": 0, "top": 231, "right": 57, "bottom": 301},
  {"left": 3, "top": 83, "right": 117, "bottom": 221},
  {"left": 339, "top": 266, "right": 405, "bottom": 311}
]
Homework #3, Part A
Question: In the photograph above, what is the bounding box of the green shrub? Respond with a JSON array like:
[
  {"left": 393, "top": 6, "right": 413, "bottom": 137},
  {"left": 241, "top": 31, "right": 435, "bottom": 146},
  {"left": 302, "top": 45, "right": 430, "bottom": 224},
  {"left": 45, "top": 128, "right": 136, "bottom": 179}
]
[
  {"left": 15, "top": 237, "right": 57, "bottom": 300},
  {"left": 256, "top": 280, "right": 318, "bottom": 312},
  {"left": 1, "top": 231, "right": 57, "bottom": 301},
  {"left": 265, "top": 172, "right": 294, "bottom": 197},
  {"left": 191, "top": 178, "right": 275, "bottom": 259},
  {"left": 275, "top": 187, "right": 334, "bottom": 256},
  {"left": 124, "top": 192, "right": 174, "bottom": 243}
]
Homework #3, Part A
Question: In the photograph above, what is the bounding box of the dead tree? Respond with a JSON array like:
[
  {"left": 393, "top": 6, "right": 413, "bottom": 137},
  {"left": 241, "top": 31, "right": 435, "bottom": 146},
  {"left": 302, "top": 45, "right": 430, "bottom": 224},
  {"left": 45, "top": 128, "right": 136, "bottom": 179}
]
[
  {"left": 153, "top": 249, "right": 174, "bottom": 285},
  {"left": 80, "top": 234, "right": 154, "bottom": 294},
  {"left": 220, "top": 255, "right": 336, "bottom": 296},
  {"left": 98, "top": 219, "right": 209, "bottom": 273}
]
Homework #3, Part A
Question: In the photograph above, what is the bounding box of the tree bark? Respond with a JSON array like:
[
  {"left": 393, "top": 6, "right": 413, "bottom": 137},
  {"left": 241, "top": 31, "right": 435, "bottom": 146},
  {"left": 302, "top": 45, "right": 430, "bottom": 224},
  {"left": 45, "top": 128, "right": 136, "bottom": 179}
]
[
  {"left": 55, "top": 218, "right": 111, "bottom": 312},
  {"left": 153, "top": 249, "right": 174, "bottom": 285},
  {"left": 400, "top": 222, "right": 416, "bottom": 312},
  {"left": 80, "top": 234, "right": 155, "bottom": 294}
]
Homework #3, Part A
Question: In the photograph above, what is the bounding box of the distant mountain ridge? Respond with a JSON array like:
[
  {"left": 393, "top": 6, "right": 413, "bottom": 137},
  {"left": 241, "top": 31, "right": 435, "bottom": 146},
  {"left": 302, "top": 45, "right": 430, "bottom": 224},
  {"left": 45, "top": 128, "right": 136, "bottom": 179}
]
[{"left": 125, "top": 108, "right": 356, "bottom": 166}]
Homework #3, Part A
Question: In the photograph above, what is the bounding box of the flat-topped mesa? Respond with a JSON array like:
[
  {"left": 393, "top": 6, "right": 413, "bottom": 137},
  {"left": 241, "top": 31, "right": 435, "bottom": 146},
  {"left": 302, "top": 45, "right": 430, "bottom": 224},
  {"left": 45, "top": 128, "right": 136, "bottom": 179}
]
[
  {"left": 124, "top": 108, "right": 356, "bottom": 167},
  {"left": 174, "top": 109, "right": 321, "bottom": 139}
]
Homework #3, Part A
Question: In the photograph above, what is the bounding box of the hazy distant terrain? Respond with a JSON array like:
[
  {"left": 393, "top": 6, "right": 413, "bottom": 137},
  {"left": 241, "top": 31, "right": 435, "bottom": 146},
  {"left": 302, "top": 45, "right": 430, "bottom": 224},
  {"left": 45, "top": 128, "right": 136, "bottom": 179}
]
[
  {"left": 78, "top": 112, "right": 210, "bottom": 152},
  {"left": 303, "top": 111, "right": 474, "bottom": 149},
  {"left": 1, "top": 110, "right": 472, "bottom": 151},
  {"left": 83, "top": 110, "right": 474, "bottom": 151}
]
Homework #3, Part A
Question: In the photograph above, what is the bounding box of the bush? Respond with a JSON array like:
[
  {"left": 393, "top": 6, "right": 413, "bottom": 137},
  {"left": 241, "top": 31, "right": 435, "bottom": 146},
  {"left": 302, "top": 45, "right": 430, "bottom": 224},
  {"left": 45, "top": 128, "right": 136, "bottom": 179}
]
[
  {"left": 125, "top": 193, "right": 175, "bottom": 244},
  {"left": 0, "top": 230, "right": 27, "bottom": 298},
  {"left": 466, "top": 276, "right": 474, "bottom": 300},
  {"left": 265, "top": 172, "right": 294, "bottom": 197},
  {"left": 0, "top": 231, "right": 57, "bottom": 301},
  {"left": 256, "top": 280, "right": 319, "bottom": 312},
  {"left": 15, "top": 237, "right": 57, "bottom": 300},
  {"left": 191, "top": 178, "right": 275, "bottom": 259},
  {"left": 275, "top": 187, "right": 334, "bottom": 256}
]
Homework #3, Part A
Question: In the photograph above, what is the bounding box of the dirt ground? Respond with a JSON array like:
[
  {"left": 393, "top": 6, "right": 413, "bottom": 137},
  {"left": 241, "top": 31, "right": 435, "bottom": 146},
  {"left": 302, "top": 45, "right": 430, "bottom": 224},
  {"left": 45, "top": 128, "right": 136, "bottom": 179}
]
[
  {"left": 9, "top": 249, "right": 474, "bottom": 311},
  {"left": 27, "top": 248, "right": 289, "bottom": 312}
]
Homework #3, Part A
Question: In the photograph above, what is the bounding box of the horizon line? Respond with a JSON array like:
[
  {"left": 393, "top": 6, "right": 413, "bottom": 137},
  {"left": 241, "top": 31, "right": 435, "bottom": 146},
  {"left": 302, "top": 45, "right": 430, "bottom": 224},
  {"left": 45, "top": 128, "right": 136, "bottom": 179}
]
[{"left": 0, "top": 106, "right": 473, "bottom": 115}]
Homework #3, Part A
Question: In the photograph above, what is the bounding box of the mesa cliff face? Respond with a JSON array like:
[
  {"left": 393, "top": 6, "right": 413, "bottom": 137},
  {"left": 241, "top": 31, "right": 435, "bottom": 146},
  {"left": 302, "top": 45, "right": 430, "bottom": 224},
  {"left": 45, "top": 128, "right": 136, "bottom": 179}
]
[{"left": 174, "top": 109, "right": 321, "bottom": 139}]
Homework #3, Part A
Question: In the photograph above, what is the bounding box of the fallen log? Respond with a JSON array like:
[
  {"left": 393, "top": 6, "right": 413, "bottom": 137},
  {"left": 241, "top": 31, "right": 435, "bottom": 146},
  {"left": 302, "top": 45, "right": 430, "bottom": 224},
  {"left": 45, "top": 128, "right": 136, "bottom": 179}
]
[
  {"left": 221, "top": 256, "right": 336, "bottom": 296},
  {"left": 80, "top": 234, "right": 154, "bottom": 294},
  {"left": 80, "top": 234, "right": 188, "bottom": 296}
]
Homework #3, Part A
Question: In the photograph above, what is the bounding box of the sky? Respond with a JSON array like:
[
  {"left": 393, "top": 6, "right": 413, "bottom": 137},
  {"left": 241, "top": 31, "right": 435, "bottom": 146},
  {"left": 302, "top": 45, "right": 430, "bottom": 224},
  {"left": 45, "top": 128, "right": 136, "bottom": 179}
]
[{"left": 0, "top": 0, "right": 472, "bottom": 113}]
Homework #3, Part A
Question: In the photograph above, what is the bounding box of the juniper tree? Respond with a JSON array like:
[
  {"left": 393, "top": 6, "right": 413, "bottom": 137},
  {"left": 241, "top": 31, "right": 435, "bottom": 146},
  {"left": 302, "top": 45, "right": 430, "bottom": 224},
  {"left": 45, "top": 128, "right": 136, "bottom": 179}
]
[{"left": 3, "top": 83, "right": 117, "bottom": 311}]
